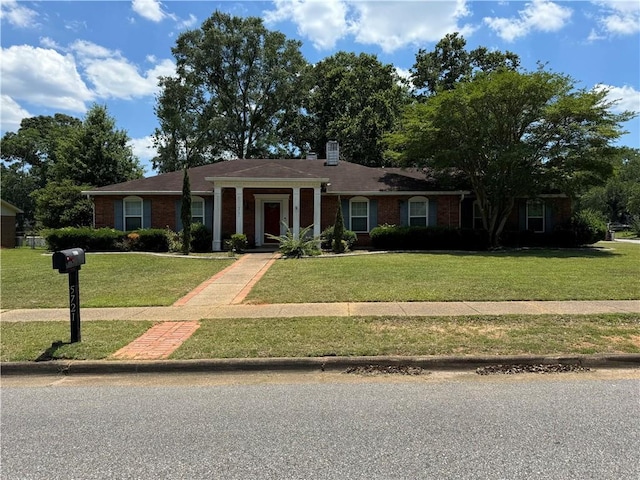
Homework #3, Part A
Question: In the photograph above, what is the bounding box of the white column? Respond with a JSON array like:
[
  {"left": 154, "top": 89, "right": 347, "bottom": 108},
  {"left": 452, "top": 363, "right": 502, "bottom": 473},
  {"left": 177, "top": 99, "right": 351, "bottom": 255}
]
[
  {"left": 313, "top": 186, "right": 321, "bottom": 239},
  {"left": 235, "top": 186, "right": 244, "bottom": 234},
  {"left": 213, "top": 186, "right": 222, "bottom": 251},
  {"left": 293, "top": 187, "right": 300, "bottom": 239}
]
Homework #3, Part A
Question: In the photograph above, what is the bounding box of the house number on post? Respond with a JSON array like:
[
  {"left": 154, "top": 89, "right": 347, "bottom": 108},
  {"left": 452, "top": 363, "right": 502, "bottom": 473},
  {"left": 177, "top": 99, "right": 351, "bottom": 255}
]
[{"left": 52, "top": 248, "right": 86, "bottom": 343}]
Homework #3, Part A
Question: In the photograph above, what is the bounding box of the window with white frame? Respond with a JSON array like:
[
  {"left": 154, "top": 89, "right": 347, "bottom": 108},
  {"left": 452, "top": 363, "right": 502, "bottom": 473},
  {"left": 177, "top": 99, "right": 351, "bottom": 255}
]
[
  {"left": 526, "top": 201, "right": 545, "bottom": 233},
  {"left": 350, "top": 197, "right": 369, "bottom": 232},
  {"left": 191, "top": 196, "right": 204, "bottom": 224},
  {"left": 408, "top": 197, "right": 428, "bottom": 227},
  {"left": 123, "top": 196, "right": 143, "bottom": 231}
]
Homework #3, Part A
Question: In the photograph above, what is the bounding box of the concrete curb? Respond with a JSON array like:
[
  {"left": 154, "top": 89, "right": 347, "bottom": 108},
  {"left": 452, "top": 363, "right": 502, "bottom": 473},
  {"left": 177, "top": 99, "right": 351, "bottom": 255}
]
[{"left": 2, "top": 354, "right": 639, "bottom": 376}]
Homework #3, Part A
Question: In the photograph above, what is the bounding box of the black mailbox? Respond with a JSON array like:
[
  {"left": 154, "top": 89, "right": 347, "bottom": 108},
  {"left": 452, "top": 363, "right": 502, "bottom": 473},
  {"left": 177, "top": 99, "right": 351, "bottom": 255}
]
[{"left": 52, "top": 248, "right": 86, "bottom": 273}]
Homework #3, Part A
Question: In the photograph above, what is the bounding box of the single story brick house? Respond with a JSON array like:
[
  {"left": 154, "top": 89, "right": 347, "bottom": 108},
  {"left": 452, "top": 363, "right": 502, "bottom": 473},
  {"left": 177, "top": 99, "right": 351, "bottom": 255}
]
[
  {"left": 1, "top": 199, "right": 23, "bottom": 248},
  {"left": 84, "top": 153, "right": 571, "bottom": 251}
]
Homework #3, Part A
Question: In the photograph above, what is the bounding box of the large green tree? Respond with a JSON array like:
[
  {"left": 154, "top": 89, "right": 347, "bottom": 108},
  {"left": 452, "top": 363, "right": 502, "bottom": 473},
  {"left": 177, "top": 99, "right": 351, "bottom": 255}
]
[
  {"left": 1, "top": 106, "right": 141, "bottom": 228},
  {"left": 300, "top": 52, "right": 409, "bottom": 166},
  {"left": 411, "top": 32, "right": 520, "bottom": 96},
  {"left": 31, "top": 180, "right": 93, "bottom": 229},
  {"left": 386, "top": 68, "right": 635, "bottom": 247},
  {"left": 153, "top": 11, "right": 308, "bottom": 172},
  {"left": 54, "top": 104, "right": 143, "bottom": 186}
]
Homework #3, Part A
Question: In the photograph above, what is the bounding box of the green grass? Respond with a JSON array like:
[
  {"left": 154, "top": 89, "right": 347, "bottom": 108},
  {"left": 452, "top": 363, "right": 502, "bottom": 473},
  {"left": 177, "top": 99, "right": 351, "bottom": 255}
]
[
  {"left": 2, "top": 314, "right": 637, "bottom": 362},
  {"left": 0, "top": 248, "right": 234, "bottom": 308},
  {"left": 246, "top": 243, "right": 640, "bottom": 303},
  {"left": 0, "top": 320, "right": 153, "bottom": 361},
  {"left": 172, "top": 314, "right": 640, "bottom": 359}
]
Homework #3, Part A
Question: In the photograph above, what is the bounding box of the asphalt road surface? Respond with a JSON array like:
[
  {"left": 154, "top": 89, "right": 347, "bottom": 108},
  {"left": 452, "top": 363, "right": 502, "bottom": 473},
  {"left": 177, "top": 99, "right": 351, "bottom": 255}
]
[{"left": 2, "top": 370, "right": 639, "bottom": 479}]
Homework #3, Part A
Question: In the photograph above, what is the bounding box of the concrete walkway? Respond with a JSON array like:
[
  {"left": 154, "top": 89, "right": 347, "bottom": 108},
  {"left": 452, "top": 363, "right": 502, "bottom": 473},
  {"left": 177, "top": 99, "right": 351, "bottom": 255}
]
[{"left": 173, "top": 252, "right": 279, "bottom": 306}]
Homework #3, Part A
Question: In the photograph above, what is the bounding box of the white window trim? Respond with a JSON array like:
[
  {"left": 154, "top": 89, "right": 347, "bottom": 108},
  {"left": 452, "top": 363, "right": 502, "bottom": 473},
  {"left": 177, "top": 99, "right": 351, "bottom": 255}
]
[
  {"left": 350, "top": 196, "right": 369, "bottom": 233},
  {"left": 191, "top": 196, "right": 205, "bottom": 224},
  {"left": 123, "top": 196, "right": 143, "bottom": 231},
  {"left": 408, "top": 196, "right": 428, "bottom": 227},
  {"left": 526, "top": 201, "right": 545, "bottom": 233}
]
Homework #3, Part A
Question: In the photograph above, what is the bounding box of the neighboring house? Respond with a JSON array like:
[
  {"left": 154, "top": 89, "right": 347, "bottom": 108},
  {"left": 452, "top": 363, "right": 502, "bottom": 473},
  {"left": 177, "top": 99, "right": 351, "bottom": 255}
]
[
  {"left": 84, "top": 147, "right": 572, "bottom": 250},
  {"left": 1, "top": 200, "right": 23, "bottom": 248}
]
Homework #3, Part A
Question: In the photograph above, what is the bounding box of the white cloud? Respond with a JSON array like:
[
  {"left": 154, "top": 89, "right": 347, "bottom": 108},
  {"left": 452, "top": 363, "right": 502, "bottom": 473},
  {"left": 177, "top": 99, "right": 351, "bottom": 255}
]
[
  {"left": 0, "top": 95, "right": 32, "bottom": 133},
  {"left": 0, "top": 0, "right": 38, "bottom": 28},
  {"left": 264, "top": 0, "right": 350, "bottom": 50},
  {"left": 265, "top": 0, "right": 472, "bottom": 52},
  {"left": 484, "top": 0, "right": 573, "bottom": 42},
  {"left": 591, "top": 0, "right": 640, "bottom": 36},
  {"left": 0, "top": 45, "right": 93, "bottom": 112},
  {"left": 129, "top": 136, "right": 157, "bottom": 163},
  {"left": 175, "top": 13, "right": 198, "bottom": 30},
  {"left": 350, "top": 0, "right": 472, "bottom": 53},
  {"left": 39, "top": 37, "right": 61, "bottom": 49},
  {"left": 83, "top": 57, "right": 175, "bottom": 99},
  {"left": 595, "top": 84, "right": 640, "bottom": 113},
  {"left": 132, "top": 0, "right": 166, "bottom": 22},
  {"left": 70, "top": 40, "right": 118, "bottom": 60}
]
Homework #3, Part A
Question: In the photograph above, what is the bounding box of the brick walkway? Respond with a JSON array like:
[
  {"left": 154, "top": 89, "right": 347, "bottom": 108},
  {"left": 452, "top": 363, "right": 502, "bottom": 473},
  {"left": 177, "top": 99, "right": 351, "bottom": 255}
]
[{"left": 110, "top": 321, "right": 200, "bottom": 360}]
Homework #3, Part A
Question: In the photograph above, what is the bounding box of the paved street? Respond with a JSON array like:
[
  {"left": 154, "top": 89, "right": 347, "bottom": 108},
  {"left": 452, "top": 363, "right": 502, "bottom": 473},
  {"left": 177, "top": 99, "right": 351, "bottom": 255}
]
[{"left": 2, "top": 371, "right": 638, "bottom": 479}]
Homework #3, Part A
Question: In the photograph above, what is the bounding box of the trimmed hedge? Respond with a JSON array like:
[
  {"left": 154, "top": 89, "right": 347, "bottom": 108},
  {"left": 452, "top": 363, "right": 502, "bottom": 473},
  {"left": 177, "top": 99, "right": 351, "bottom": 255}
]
[
  {"left": 44, "top": 227, "right": 125, "bottom": 252},
  {"left": 44, "top": 227, "right": 170, "bottom": 252},
  {"left": 370, "top": 225, "right": 489, "bottom": 251}
]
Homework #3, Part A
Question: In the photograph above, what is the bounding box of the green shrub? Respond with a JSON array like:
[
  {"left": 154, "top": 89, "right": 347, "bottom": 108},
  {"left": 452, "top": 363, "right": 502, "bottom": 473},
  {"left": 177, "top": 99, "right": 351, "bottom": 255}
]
[
  {"left": 225, "top": 233, "right": 248, "bottom": 253},
  {"left": 166, "top": 227, "right": 183, "bottom": 253},
  {"left": 190, "top": 223, "right": 213, "bottom": 252},
  {"left": 132, "top": 229, "right": 170, "bottom": 252},
  {"left": 320, "top": 226, "right": 357, "bottom": 251},
  {"left": 44, "top": 227, "right": 124, "bottom": 251},
  {"left": 267, "top": 224, "right": 320, "bottom": 258},
  {"left": 571, "top": 209, "right": 607, "bottom": 245},
  {"left": 370, "top": 224, "right": 489, "bottom": 251}
]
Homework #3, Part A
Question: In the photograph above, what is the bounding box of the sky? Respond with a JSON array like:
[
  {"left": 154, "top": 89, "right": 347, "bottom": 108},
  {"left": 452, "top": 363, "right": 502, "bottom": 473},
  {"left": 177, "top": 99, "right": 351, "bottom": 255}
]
[{"left": 1, "top": 0, "right": 639, "bottom": 176}]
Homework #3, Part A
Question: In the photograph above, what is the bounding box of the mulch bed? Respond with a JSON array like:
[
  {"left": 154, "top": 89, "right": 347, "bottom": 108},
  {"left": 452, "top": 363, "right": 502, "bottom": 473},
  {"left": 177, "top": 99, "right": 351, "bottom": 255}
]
[
  {"left": 476, "top": 363, "right": 591, "bottom": 375},
  {"left": 344, "top": 365, "right": 427, "bottom": 376}
]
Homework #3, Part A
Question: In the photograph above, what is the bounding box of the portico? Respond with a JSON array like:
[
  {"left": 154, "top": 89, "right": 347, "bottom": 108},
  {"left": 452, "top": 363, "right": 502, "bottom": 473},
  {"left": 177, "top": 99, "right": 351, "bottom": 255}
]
[{"left": 205, "top": 176, "right": 328, "bottom": 250}]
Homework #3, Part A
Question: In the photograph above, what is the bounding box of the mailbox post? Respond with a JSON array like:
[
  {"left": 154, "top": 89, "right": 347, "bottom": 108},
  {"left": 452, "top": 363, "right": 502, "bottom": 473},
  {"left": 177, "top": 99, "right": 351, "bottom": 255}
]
[{"left": 52, "top": 248, "right": 86, "bottom": 343}]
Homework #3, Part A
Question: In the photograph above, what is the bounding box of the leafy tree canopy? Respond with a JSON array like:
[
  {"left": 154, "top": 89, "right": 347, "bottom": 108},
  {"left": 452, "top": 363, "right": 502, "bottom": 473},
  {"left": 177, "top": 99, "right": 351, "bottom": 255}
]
[
  {"left": 301, "top": 52, "right": 410, "bottom": 166},
  {"left": 386, "top": 67, "right": 635, "bottom": 246},
  {"left": 1, "top": 105, "right": 141, "bottom": 228},
  {"left": 31, "top": 180, "right": 93, "bottom": 230},
  {"left": 153, "top": 11, "right": 308, "bottom": 172},
  {"left": 53, "top": 104, "right": 143, "bottom": 187},
  {"left": 411, "top": 32, "right": 520, "bottom": 96}
]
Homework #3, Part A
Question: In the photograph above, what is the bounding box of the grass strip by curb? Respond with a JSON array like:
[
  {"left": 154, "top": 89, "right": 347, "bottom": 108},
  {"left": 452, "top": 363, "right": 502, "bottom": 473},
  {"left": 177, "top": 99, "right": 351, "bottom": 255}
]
[
  {"left": 171, "top": 314, "right": 640, "bottom": 359},
  {"left": 0, "top": 320, "right": 154, "bottom": 362}
]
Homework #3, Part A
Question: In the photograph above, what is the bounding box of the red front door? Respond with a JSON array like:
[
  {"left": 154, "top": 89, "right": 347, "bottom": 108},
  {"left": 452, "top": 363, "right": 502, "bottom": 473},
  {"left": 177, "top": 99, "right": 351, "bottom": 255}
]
[{"left": 264, "top": 202, "right": 281, "bottom": 243}]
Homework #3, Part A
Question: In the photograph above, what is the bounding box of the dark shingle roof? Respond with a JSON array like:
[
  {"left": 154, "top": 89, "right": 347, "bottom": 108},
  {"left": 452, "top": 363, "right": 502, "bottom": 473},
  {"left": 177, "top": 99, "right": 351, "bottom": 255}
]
[{"left": 85, "top": 159, "right": 460, "bottom": 195}]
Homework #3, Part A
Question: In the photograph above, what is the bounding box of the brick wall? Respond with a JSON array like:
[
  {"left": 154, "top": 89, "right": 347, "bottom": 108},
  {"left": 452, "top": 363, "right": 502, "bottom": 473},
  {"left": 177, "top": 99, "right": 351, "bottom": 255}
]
[{"left": 93, "top": 195, "right": 182, "bottom": 229}]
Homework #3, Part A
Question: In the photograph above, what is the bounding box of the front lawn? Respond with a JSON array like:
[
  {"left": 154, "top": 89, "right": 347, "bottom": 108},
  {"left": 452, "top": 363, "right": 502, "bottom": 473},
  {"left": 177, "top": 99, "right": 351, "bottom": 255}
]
[
  {"left": 246, "top": 243, "right": 640, "bottom": 303},
  {"left": 0, "top": 249, "right": 234, "bottom": 309}
]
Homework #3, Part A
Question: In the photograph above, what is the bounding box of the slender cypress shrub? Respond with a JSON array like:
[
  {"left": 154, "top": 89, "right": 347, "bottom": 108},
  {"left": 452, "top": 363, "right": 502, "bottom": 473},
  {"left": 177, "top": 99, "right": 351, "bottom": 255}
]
[
  {"left": 333, "top": 196, "right": 345, "bottom": 253},
  {"left": 181, "top": 167, "right": 191, "bottom": 255}
]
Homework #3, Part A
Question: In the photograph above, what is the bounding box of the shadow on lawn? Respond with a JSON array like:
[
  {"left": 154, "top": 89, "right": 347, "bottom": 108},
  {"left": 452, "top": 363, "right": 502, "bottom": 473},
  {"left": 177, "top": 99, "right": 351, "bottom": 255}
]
[{"left": 35, "top": 340, "right": 68, "bottom": 362}]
